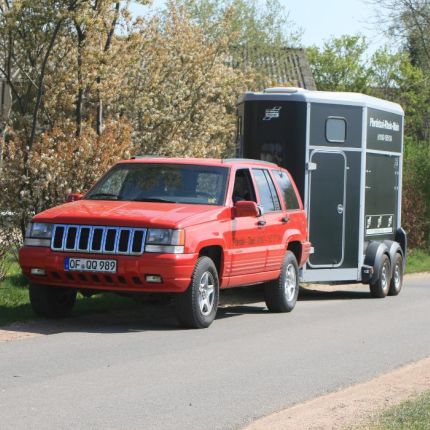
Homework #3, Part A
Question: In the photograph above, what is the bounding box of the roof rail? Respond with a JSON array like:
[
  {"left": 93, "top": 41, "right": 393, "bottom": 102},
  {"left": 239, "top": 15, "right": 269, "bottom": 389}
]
[
  {"left": 130, "top": 155, "right": 165, "bottom": 159},
  {"left": 264, "top": 87, "right": 307, "bottom": 94},
  {"left": 223, "top": 158, "right": 278, "bottom": 166}
]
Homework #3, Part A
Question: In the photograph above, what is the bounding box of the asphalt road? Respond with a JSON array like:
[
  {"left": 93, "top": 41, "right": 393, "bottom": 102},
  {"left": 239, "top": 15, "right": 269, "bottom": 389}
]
[{"left": 1, "top": 275, "right": 430, "bottom": 430}]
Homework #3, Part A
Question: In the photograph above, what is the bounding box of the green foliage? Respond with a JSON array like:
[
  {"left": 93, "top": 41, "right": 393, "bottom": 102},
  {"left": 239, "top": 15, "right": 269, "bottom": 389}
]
[
  {"left": 172, "top": 0, "right": 301, "bottom": 47},
  {"left": 307, "top": 35, "right": 371, "bottom": 92},
  {"left": 402, "top": 139, "right": 430, "bottom": 248},
  {"left": 406, "top": 249, "right": 430, "bottom": 273}
]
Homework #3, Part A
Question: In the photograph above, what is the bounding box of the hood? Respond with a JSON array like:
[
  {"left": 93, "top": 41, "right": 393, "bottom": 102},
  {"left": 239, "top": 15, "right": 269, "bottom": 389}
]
[{"left": 33, "top": 200, "right": 230, "bottom": 229}]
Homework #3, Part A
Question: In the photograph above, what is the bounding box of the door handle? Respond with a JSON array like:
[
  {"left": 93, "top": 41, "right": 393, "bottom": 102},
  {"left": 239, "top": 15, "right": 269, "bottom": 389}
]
[
  {"left": 257, "top": 220, "right": 266, "bottom": 226},
  {"left": 281, "top": 216, "right": 289, "bottom": 223}
]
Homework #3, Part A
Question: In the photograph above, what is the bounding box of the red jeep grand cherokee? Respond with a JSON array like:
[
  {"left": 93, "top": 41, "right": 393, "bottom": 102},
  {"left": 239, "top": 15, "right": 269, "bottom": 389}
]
[{"left": 19, "top": 157, "right": 311, "bottom": 328}]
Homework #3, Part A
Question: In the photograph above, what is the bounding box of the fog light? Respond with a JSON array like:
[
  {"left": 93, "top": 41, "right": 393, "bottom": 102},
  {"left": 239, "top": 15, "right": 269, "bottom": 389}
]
[
  {"left": 145, "top": 275, "right": 162, "bottom": 283},
  {"left": 30, "top": 268, "right": 46, "bottom": 276}
]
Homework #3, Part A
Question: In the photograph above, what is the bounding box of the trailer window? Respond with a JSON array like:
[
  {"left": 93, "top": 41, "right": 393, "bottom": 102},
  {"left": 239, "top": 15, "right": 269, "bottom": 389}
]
[
  {"left": 273, "top": 170, "right": 300, "bottom": 210},
  {"left": 326, "top": 117, "right": 347, "bottom": 143}
]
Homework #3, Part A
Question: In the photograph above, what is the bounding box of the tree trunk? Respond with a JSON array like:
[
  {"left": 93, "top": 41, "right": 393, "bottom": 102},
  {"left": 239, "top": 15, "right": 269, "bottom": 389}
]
[
  {"left": 95, "top": 1, "right": 120, "bottom": 136},
  {"left": 28, "top": 19, "right": 63, "bottom": 150},
  {"left": 75, "top": 24, "right": 85, "bottom": 137}
]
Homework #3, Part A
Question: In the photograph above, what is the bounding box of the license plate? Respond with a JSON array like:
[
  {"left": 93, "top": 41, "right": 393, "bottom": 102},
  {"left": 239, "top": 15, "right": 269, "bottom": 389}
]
[{"left": 64, "top": 257, "right": 117, "bottom": 273}]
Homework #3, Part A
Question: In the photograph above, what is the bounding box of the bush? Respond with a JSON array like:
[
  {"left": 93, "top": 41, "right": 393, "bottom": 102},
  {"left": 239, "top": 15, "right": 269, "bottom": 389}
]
[
  {"left": 0, "top": 120, "right": 136, "bottom": 240},
  {"left": 402, "top": 139, "right": 430, "bottom": 249}
]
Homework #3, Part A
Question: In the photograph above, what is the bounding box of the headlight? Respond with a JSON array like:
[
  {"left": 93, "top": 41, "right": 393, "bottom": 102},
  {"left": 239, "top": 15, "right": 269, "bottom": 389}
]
[
  {"left": 24, "top": 222, "right": 53, "bottom": 247},
  {"left": 145, "top": 229, "right": 185, "bottom": 254}
]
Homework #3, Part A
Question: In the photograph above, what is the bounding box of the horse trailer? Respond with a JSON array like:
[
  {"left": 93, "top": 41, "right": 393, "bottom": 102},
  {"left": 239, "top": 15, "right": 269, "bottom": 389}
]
[{"left": 237, "top": 87, "right": 406, "bottom": 295}]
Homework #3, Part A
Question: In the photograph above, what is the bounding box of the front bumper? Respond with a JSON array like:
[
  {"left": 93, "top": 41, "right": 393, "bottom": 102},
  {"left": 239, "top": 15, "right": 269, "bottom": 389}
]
[{"left": 19, "top": 247, "right": 198, "bottom": 293}]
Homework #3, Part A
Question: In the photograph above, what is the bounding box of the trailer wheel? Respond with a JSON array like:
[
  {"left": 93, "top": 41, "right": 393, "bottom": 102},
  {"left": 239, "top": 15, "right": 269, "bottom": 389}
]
[
  {"left": 369, "top": 254, "right": 391, "bottom": 298},
  {"left": 265, "top": 251, "right": 299, "bottom": 313},
  {"left": 29, "top": 283, "right": 77, "bottom": 318},
  {"left": 388, "top": 253, "right": 403, "bottom": 296},
  {"left": 174, "top": 256, "right": 219, "bottom": 329}
]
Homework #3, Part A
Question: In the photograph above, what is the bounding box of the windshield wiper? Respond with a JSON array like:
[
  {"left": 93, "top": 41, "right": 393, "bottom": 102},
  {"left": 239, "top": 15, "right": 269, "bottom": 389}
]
[
  {"left": 86, "top": 193, "right": 119, "bottom": 200},
  {"left": 132, "top": 197, "right": 177, "bottom": 203}
]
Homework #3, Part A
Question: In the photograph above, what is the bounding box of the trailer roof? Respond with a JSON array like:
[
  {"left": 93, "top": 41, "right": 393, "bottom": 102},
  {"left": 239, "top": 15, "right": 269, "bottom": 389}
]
[{"left": 239, "top": 87, "right": 404, "bottom": 115}]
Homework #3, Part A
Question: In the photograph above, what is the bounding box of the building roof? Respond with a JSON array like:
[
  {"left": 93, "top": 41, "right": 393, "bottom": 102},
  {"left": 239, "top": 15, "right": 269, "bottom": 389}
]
[{"left": 230, "top": 46, "right": 317, "bottom": 91}]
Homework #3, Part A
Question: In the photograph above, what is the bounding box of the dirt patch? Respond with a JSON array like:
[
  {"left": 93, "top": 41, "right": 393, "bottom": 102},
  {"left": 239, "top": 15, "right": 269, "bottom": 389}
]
[
  {"left": 245, "top": 356, "right": 430, "bottom": 430},
  {"left": 0, "top": 326, "right": 40, "bottom": 342}
]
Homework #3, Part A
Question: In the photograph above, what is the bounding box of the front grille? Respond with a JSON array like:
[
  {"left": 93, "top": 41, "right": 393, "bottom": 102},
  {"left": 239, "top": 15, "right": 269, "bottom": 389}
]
[{"left": 51, "top": 225, "right": 147, "bottom": 255}]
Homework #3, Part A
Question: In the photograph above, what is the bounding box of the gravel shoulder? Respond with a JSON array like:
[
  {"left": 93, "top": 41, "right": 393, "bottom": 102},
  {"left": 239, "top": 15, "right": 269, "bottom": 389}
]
[{"left": 245, "top": 356, "right": 430, "bottom": 430}]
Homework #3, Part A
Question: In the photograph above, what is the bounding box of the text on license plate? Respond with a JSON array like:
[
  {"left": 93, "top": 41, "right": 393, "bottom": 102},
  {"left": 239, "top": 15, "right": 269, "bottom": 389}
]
[{"left": 64, "top": 257, "right": 117, "bottom": 273}]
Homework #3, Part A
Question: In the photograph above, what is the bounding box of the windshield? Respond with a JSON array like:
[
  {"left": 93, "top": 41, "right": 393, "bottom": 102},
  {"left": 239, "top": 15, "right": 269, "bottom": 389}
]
[{"left": 85, "top": 163, "right": 229, "bottom": 206}]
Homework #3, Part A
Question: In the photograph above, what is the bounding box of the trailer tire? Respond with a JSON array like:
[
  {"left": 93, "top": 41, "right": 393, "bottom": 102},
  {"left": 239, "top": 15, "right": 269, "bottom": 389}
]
[
  {"left": 174, "top": 256, "right": 219, "bottom": 329},
  {"left": 29, "top": 283, "right": 77, "bottom": 318},
  {"left": 388, "top": 253, "right": 403, "bottom": 296},
  {"left": 265, "top": 251, "right": 299, "bottom": 313},
  {"left": 369, "top": 254, "right": 391, "bottom": 298}
]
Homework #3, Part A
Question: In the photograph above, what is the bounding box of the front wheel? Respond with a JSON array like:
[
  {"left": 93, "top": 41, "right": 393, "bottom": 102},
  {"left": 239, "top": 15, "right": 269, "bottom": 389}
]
[
  {"left": 29, "top": 283, "right": 77, "bottom": 318},
  {"left": 264, "top": 251, "right": 299, "bottom": 313},
  {"left": 174, "top": 256, "right": 219, "bottom": 329}
]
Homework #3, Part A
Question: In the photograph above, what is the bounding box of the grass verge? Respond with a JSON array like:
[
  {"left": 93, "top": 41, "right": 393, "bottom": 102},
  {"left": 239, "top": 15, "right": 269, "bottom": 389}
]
[
  {"left": 0, "top": 260, "right": 143, "bottom": 327},
  {"left": 406, "top": 249, "right": 430, "bottom": 274},
  {"left": 359, "top": 391, "right": 430, "bottom": 429}
]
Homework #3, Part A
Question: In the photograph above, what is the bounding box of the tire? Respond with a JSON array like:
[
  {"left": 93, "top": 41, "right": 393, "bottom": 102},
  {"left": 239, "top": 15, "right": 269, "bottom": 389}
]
[
  {"left": 264, "top": 251, "right": 299, "bottom": 313},
  {"left": 29, "top": 283, "right": 77, "bottom": 318},
  {"left": 388, "top": 253, "right": 403, "bottom": 296},
  {"left": 369, "top": 254, "right": 391, "bottom": 298},
  {"left": 174, "top": 256, "right": 219, "bottom": 329}
]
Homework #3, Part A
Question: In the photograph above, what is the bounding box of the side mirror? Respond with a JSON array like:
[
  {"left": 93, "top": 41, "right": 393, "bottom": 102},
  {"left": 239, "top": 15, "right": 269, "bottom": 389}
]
[
  {"left": 66, "top": 193, "right": 83, "bottom": 203},
  {"left": 234, "top": 201, "right": 259, "bottom": 218}
]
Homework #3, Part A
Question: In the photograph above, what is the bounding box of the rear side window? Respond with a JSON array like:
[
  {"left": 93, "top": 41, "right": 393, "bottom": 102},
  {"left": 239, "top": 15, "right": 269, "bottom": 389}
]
[
  {"left": 252, "top": 169, "right": 281, "bottom": 212},
  {"left": 273, "top": 170, "right": 300, "bottom": 210}
]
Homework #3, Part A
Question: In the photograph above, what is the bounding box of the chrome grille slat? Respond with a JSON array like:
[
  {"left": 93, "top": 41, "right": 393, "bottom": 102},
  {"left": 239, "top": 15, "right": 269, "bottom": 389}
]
[{"left": 51, "top": 225, "right": 146, "bottom": 256}]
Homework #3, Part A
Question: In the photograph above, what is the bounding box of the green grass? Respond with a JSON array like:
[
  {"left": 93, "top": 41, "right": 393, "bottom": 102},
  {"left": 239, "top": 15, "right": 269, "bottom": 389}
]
[
  {"left": 0, "top": 260, "right": 142, "bottom": 327},
  {"left": 406, "top": 249, "right": 430, "bottom": 274},
  {"left": 360, "top": 391, "right": 430, "bottom": 430}
]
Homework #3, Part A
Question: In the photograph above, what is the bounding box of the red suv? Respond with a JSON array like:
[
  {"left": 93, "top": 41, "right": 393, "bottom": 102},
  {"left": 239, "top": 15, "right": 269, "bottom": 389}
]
[{"left": 19, "top": 158, "right": 311, "bottom": 328}]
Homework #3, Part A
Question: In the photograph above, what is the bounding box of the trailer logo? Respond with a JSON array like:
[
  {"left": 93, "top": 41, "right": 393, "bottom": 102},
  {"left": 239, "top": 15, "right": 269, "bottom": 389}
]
[
  {"left": 365, "top": 214, "right": 394, "bottom": 235},
  {"left": 369, "top": 117, "right": 400, "bottom": 132},
  {"left": 263, "top": 106, "right": 282, "bottom": 121}
]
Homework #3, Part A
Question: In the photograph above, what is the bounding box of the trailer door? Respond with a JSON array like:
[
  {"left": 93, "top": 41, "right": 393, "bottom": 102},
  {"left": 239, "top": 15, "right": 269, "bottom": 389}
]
[{"left": 308, "top": 151, "right": 346, "bottom": 267}]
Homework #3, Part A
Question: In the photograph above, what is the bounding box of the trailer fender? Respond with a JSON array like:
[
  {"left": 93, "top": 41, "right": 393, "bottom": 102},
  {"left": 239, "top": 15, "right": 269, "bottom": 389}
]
[
  {"left": 362, "top": 241, "right": 390, "bottom": 285},
  {"left": 395, "top": 227, "right": 407, "bottom": 259},
  {"left": 383, "top": 240, "right": 405, "bottom": 277}
]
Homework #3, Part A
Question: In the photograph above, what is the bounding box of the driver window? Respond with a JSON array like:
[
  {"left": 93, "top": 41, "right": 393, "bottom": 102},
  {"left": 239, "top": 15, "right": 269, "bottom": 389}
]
[{"left": 232, "top": 169, "right": 257, "bottom": 204}]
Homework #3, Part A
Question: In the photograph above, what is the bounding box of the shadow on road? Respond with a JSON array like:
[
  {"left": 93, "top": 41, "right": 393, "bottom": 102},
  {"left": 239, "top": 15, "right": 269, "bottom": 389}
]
[
  {"left": 299, "top": 287, "right": 371, "bottom": 301},
  {"left": 0, "top": 284, "right": 373, "bottom": 339}
]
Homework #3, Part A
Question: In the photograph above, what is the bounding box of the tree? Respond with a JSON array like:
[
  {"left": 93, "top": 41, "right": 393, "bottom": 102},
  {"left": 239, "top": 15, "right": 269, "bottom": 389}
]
[{"left": 307, "top": 35, "right": 371, "bottom": 92}]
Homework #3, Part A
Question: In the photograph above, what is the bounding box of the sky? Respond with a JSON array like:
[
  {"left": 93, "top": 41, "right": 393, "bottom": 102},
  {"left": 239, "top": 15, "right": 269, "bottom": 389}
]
[{"left": 130, "top": 0, "right": 393, "bottom": 53}]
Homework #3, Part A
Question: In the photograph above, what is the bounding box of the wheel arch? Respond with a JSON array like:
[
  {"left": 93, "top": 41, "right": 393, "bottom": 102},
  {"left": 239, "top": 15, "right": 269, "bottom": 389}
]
[
  {"left": 286, "top": 240, "right": 302, "bottom": 266},
  {"left": 383, "top": 240, "right": 405, "bottom": 276},
  {"left": 197, "top": 244, "right": 224, "bottom": 278},
  {"left": 363, "top": 241, "right": 390, "bottom": 285}
]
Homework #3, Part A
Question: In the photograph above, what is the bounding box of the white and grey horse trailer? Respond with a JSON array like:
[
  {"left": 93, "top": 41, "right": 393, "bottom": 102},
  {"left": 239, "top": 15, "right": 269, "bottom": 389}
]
[{"left": 237, "top": 87, "right": 406, "bottom": 296}]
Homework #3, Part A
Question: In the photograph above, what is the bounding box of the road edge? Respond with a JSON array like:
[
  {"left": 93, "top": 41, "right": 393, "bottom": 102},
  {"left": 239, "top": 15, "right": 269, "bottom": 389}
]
[{"left": 244, "top": 356, "right": 430, "bottom": 430}]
